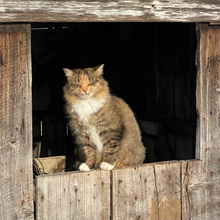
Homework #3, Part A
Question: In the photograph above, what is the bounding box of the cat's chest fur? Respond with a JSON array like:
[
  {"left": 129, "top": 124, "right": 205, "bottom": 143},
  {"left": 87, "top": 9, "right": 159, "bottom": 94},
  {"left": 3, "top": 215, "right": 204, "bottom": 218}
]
[{"left": 71, "top": 97, "right": 106, "bottom": 152}]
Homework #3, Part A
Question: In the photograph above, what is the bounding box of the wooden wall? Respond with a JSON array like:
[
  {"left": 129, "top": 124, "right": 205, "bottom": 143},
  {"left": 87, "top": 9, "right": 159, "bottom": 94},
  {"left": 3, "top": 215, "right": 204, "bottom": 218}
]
[
  {"left": 34, "top": 23, "right": 220, "bottom": 220},
  {"left": 0, "top": 3, "right": 220, "bottom": 220},
  {"left": 0, "top": 1, "right": 220, "bottom": 22},
  {"left": 0, "top": 24, "right": 34, "bottom": 219}
]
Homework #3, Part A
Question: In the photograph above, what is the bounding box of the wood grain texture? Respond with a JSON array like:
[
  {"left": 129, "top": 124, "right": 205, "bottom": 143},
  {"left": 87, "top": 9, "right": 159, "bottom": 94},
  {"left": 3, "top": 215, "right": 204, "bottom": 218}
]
[
  {"left": 111, "top": 161, "right": 182, "bottom": 220},
  {"left": 111, "top": 164, "right": 156, "bottom": 220},
  {"left": 181, "top": 24, "right": 220, "bottom": 220},
  {"left": 0, "top": 0, "right": 220, "bottom": 22},
  {"left": 0, "top": 24, "right": 34, "bottom": 219},
  {"left": 36, "top": 170, "right": 110, "bottom": 220}
]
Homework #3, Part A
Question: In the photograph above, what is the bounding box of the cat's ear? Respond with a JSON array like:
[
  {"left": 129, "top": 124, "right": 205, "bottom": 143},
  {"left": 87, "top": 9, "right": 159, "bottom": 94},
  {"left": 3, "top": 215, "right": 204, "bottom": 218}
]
[
  {"left": 94, "top": 64, "right": 104, "bottom": 76},
  {"left": 63, "top": 68, "right": 75, "bottom": 78}
]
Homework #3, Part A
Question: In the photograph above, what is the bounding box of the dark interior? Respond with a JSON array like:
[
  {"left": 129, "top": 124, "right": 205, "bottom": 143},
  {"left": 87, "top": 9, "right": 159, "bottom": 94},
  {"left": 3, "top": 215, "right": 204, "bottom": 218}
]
[{"left": 32, "top": 23, "right": 197, "bottom": 167}]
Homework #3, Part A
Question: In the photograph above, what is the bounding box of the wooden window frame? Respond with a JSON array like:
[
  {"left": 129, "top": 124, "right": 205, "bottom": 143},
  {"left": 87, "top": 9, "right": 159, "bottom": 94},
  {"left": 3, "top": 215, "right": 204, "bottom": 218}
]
[{"left": 1, "top": 1, "right": 220, "bottom": 219}]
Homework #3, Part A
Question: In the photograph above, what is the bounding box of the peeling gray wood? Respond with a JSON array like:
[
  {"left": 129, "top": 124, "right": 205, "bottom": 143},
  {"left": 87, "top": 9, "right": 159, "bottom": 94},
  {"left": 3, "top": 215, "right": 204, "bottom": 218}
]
[
  {"left": 36, "top": 170, "right": 111, "bottom": 220},
  {"left": 182, "top": 24, "right": 220, "bottom": 220},
  {"left": 0, "top": 24, "right": 34, "bottom": 220},
  {"left": 0, "top": 0, "right": 220, "bottom": 22}
]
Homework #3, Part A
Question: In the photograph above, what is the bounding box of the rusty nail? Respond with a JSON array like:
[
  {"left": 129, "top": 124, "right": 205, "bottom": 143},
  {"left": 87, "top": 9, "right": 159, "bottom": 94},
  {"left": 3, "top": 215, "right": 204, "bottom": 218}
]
[
  {"left": 211, "top": 171, "right": 214, "bottom": 175},
  {"left": 143, "top": 15, "right": 145, "bottom": 18},
  {"left": 169, "top": 175, "right": 171, "bottom": 180},
  {"left": 218, "top": 158, "right": 220, "bottom": 162},
  {"left": 101, "top": 182, "right": 104, "bottom": 186},
  {"left": 21, "top": 200, "right": 25, "bottom": 205},
  {"left": 144, "top": 179, "right": 147, "bottom": 183},
  {"left": 41, "top": 195, "right": 44, "bottom": 201},
  {"left": 118, "top": 180, "right": 122, "bottom": 184},
  {"left": 75, "top": 189, "right": 78, "bottom": 193},
  {"left": 185, "top": 172, "right": 188, "bottom": 175},
  {"left": 135, "top": 197, "right": 137, "bottom": 200}
]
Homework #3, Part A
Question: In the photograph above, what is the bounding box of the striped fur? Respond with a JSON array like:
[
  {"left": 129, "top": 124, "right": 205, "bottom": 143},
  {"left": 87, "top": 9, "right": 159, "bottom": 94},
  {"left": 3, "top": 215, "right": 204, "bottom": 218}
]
[{"left": 63, "top": 64, "right": 146, "bottom": 171}]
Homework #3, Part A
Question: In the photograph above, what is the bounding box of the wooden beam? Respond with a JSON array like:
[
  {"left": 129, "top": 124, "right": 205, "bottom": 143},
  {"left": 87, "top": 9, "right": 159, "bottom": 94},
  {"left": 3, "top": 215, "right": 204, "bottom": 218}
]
[
  {"left": 0, "top": 0, "right": 220, "bottom": 22},
  {"left": 181, "top": 23, "right": 220, "bottom": 220},
  {"left": 0, "top": 24, "right": 34, "bottom": 219}
]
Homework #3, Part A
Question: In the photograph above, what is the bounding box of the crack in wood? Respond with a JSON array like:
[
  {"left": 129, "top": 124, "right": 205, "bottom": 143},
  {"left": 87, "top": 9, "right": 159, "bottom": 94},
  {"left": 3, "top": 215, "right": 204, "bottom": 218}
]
[
  {"left": 180, "top": 162, "right": 182, "bottom": 220},
  {"left": 184, "top": 162, "right": 191, "bottom": 220},
  {"left": 153, "top": 164, "right": 159, "bottom": 220},
  {"left": 110, "top": 170, "right": 113, "bottom": 220}
]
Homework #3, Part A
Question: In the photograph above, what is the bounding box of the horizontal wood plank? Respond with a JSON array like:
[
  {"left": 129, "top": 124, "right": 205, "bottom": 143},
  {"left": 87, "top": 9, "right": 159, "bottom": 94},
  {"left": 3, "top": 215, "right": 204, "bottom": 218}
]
[
  {"left": 0, "top": 0, "right": 220, "bottom": 22},
  {"left": 36, "top": 170, "right": 111, "bottom": 220}
]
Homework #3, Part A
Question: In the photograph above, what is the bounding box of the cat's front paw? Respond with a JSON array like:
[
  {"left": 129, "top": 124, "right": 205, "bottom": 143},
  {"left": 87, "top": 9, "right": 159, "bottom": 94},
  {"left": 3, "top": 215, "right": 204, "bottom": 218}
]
[
  {"left": 79, "top": 163, "right": 91, "bottom": 171},
  {"left": 99, "top": 162, "right": 114, "bottom": 170}
]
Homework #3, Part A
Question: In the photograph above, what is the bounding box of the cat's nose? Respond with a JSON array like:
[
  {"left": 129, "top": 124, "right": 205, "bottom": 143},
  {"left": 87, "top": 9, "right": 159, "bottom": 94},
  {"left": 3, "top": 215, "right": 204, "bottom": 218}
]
[{"left": 82, "top": 88, "right": 88, "bottom": 93}]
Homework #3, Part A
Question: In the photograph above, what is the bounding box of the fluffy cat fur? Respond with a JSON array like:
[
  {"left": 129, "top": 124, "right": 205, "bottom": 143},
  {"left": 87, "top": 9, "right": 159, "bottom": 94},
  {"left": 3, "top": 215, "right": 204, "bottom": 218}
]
[{"left": 63, "top": 64, "right": 145, "bottom": 171}]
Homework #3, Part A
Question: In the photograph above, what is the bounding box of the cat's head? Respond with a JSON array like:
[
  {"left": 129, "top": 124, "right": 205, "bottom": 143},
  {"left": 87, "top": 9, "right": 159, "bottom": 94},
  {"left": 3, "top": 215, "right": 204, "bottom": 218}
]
[{"left": 63, "top": 64, "right": 107, "bottom": 99}]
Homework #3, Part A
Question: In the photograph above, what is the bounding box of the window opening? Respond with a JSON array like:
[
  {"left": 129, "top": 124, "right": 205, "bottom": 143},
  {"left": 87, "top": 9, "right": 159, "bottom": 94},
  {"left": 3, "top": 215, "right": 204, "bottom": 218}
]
[{"left": 31, "top": 22, "right": 197, "bottom": 175}]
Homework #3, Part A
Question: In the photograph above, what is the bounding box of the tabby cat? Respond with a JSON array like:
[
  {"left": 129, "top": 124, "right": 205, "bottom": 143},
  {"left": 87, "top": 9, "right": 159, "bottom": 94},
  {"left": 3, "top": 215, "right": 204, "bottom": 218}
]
[{"left": 63, "top": 64, "right": 145, "bottom": 171}]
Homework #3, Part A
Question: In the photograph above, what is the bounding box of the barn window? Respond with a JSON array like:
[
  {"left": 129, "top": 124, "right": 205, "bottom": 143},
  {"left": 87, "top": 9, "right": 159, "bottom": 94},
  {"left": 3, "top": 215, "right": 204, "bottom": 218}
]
[{"left": 32, "top": 22, "right": 197, "bottom": 173}]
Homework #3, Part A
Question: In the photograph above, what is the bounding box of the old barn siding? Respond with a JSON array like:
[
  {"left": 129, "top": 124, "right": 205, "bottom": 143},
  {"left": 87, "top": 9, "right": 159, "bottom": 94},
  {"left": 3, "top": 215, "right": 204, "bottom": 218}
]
[
  {"left": 0, "top": 1, "right": 220, "bottom": 219},
  {"left": 34, "top": 23, "right": 220, "bottom": 220},
  {"left": 0, "top": 24, "right": 34, "bottom": 220},
  {"left": 36, "top": 170, "right": 111, "bottom": 220},
  {"left": 0, "top": 1, "right": 220, "bottom": 22}
]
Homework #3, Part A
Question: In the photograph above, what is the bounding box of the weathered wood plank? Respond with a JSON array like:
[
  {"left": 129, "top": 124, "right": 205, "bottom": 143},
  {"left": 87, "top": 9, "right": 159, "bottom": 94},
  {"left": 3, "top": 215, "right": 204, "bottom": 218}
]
[
  {"left": 182, "top": 24, "right": 220, "bottom": 220},
  {"left": 36, "top": 170, "right": 111, "bottom": 220},
  {"left": 111, "top": 164, "right": 156, "bottom": 220},
  {"left": 155, "top": 161, "right": 181, "bottom": 220},
  {"left": 111, "top": 161, "right": 182, "bottom": 220},
  {"left": 0, "top": 0, "right": 220, "bottom": 22},
  {"left": 0, "top": 24, "right": 34, "bottom": 219},
  {"left": 182, "top": 160, "right": 205, "bottom": 220}
]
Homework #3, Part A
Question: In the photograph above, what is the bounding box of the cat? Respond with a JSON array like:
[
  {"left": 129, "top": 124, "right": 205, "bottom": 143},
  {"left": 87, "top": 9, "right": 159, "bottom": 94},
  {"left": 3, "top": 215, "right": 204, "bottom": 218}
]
[{"left": 63, "top": 64, "right": 145, "bottom": 171}]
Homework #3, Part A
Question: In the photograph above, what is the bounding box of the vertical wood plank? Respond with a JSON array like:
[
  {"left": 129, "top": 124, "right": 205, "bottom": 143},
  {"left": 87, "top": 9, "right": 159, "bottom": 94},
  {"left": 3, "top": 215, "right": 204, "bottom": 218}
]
[
  {"left": 0, "top": 24, "right": 34, "bottom": 220},
  {"left": 111, "top": 162, "right": 181, "bottom": 220},
  {"left": 36, "top": 170, "right": 110, "bottom": 220},
  {"left": 155, "top": 161, "right": 181, "bottom": 220},
  {"left": 182, "top": 23, "right": 220, "bottom": 220},
  {"left": 112, "top": 164, "right": 157, "bottom": 220}
]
